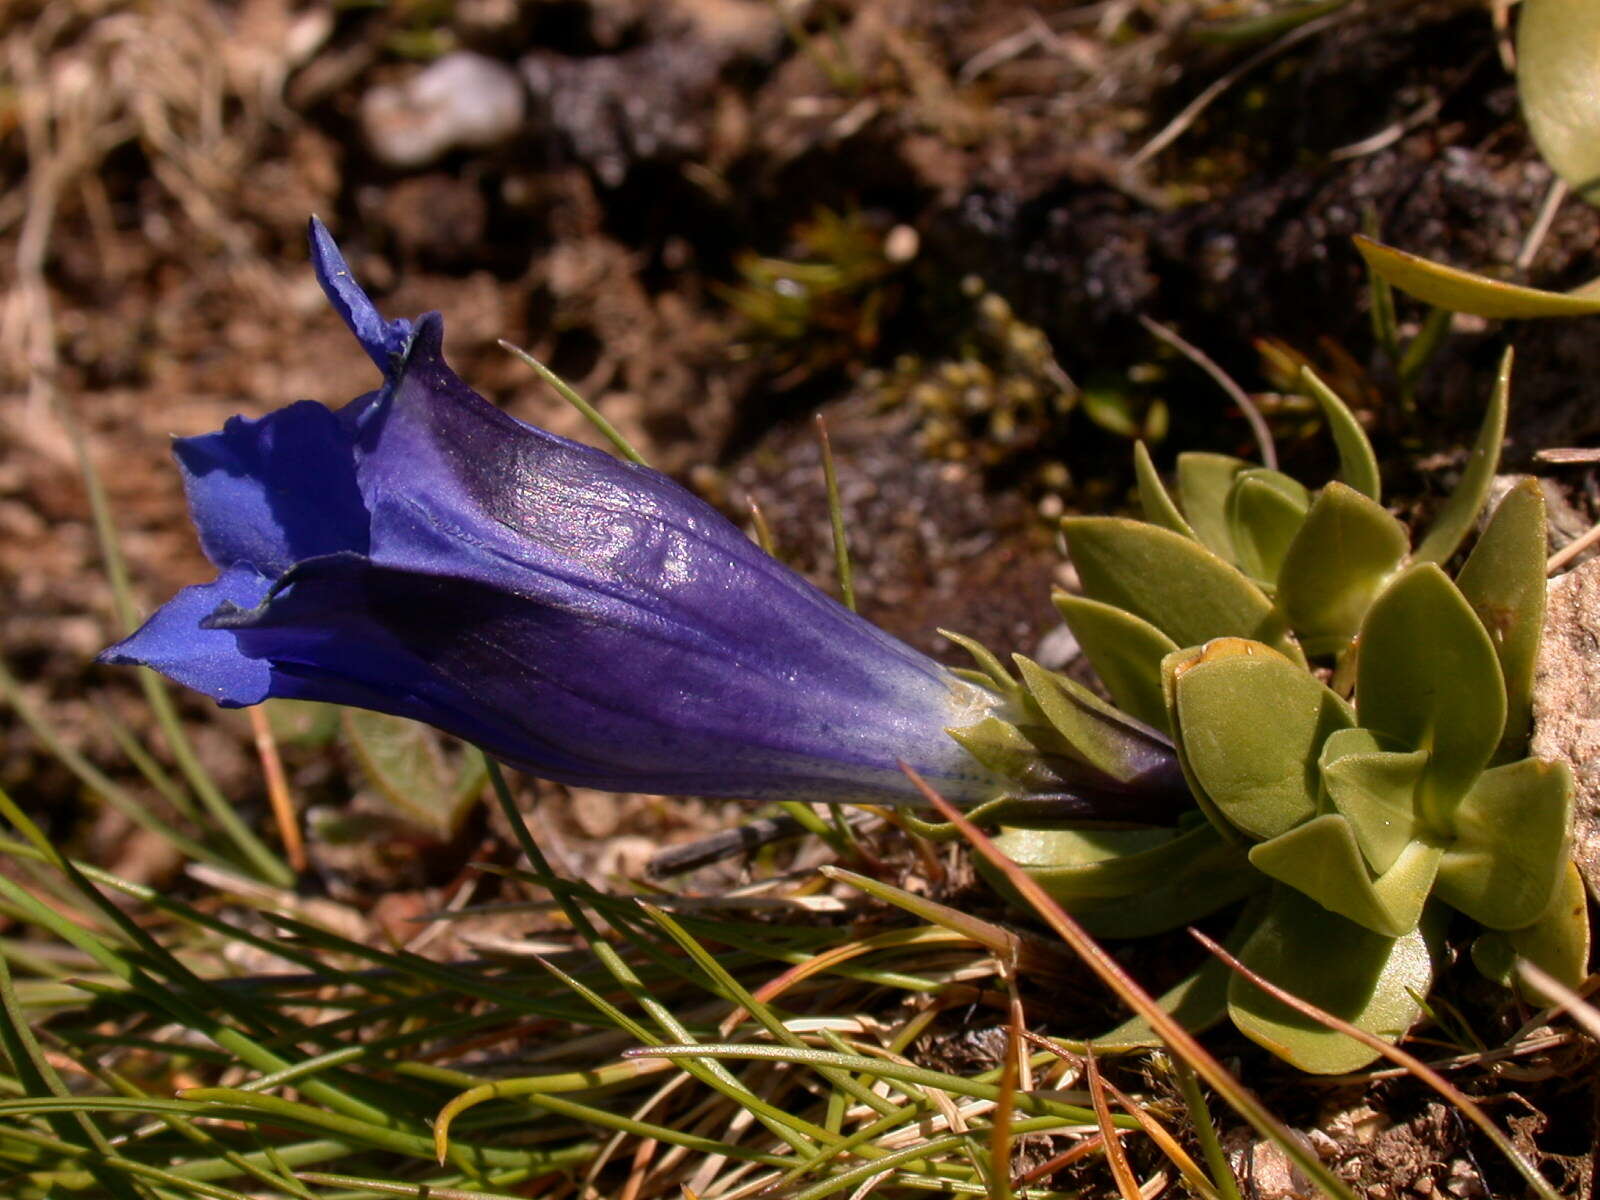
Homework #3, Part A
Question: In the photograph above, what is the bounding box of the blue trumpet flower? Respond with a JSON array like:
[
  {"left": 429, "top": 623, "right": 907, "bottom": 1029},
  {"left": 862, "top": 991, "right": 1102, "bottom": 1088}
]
[{"left": 100, "top": 219, "right": 1013, "bottom": 805}]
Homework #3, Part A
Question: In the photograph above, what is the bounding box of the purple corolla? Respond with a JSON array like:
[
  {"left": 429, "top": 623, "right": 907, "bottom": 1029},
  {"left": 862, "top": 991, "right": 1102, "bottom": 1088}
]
[{"left": 100, "top": 219, "right": 1013, "bottom": 805}]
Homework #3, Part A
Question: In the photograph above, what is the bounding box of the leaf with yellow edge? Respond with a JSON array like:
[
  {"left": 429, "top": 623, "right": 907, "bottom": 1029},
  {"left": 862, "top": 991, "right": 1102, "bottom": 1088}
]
[
  {"left": 1300, "top": 366, "right": 1380, "bottom": 501},
  {"left": 1519, "top": 0, "right": 1600, "bottom": 205},
  {"left": 1354, "top": 236, "right": 1600, "bottom": 318},
  {"left": 1414, "top": 347, "right": 1512, "bottom": 567},
  {"left": 1133, "top": 441, "right": 1196, "bottom": 540}
]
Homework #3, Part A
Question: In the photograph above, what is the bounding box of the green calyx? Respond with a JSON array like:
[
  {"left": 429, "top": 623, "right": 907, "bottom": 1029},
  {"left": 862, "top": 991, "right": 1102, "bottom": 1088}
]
[{"left": 939, "top": 630, "right": 1188, "bottom": 827}]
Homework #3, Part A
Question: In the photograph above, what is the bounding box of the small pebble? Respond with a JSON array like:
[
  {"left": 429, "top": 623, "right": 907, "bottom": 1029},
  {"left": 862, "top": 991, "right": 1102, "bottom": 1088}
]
[{"left": 362, "top": 52, "right": 525, "bottom": 168}]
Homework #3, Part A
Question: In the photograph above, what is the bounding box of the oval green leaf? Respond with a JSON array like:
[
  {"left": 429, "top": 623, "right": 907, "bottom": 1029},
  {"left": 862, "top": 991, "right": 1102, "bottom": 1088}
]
[
  {"left": 1519, "top": 0, "right": 1600, "bottom": 205},
  {"left": 1173, "top": 642, "right": 1352, "bottom": 840},
  {"left": 1276, "top": 482, "right": 1409, "bottom": 657},
  {"left": 1435, "top": 756, "right": 1574, "bottom": 930},
  {"left": 1354, "top": 236, "right": 1600, "bottom": 318},
  {"left": 981, "top": 823, "right": 1260, "bottom": 939},
  {"left": 1061, "top": 517, "right": 1301, "bottom": 660},
  {"left": 1227, "top": 469, "right": 1310, "bottom": 586},
  {"left": 1229, "top": 886, "right": 1434, "bottom": 1074},
  {"left": 1356, "top": 563, "right": 1506, "bottom": 823},
  {"left": 1455, "top": 479, "right": 1548, "bottom": 760},
  {"left": 1176, "top": 452, "right": 1251, "bottom": 560}
]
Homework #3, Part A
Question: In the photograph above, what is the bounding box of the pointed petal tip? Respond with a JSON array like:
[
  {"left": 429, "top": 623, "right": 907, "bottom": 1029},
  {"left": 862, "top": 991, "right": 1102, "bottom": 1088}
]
[{"left": 305, "top": 216, "right": 413, "bottom": 373}]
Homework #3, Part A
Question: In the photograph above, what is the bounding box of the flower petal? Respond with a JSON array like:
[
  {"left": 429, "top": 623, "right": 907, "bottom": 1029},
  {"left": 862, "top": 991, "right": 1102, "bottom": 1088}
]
[
  {"left": 353, "top": 317, "right": 952, "bottom": 699},
  {"left": 307, "top": 216, "right": 414, "bottom": 371},
  {"left": 205, "top": 552, "right": 996, "bottom": 803},
  {"left": 98, "top": 564, "right": 275, "bottom": 706},
  {"left": 174, "top": 400, "right": 369, "bottom": 575}
]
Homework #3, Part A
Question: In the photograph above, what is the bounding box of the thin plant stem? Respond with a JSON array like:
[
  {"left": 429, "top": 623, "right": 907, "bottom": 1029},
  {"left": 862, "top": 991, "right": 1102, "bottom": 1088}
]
[
  {"left": 500, "top": 340, "right": 647, "bottom": 466},
  {"left": 249, "top": 706, "right": 306, "bottom": 872},
  {"left": 1169, "top": 1054, "right": 1243, "bottom": 1200},
  {"left": 816, "top": 414, "right": 856, "bottom": 612},
  {"left": 1140, "top": 315, "right": 1276, "bottom": 470}
]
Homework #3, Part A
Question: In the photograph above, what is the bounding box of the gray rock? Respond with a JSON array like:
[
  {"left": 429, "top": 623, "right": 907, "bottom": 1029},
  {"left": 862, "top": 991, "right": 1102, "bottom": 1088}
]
[
  {"left": 362, "top": 52, "right": 525, "bottom": 169},
  {"left": 1531, "top": 556, "right": 1600, "bottom": 900}
]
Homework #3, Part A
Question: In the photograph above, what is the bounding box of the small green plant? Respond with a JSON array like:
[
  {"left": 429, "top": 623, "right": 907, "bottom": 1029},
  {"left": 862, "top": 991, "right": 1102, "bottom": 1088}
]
[
  {"left": 720, "top": 208, "right": 902, "bottom": 387},
  {"left": 1353, "top": 0, "right": 1600, "bottom": 321},
  {"left": 953, "top": 354, "right": 1588, "bottom": 1073},
  {"left": 867, "top": 278, "right": 1165, "bottom": 504}
]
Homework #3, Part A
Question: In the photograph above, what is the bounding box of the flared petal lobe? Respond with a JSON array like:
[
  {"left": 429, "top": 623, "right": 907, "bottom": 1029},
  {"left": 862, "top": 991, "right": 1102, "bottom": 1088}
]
[
  {"left": 174, "top": 400, "right": 369, "bottom": 575},
  {"left": 102, "top": 218, "right": 1003, "bottom": 805},
  {"left": 100, "top": 564, "right": 275, "bottom": 705}
]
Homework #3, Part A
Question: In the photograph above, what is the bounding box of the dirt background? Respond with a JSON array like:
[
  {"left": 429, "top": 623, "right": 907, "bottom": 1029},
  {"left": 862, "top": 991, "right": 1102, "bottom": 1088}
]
[{"left": 5, "top": 1, "right": 1600, "bottom": 1190}]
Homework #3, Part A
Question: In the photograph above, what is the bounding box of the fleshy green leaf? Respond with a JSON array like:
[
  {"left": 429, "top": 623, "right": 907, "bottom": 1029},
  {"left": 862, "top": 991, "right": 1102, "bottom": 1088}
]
[
  {"left": 1053, "top": 593, "right": 1178, "bottom": 732},
  {"left": 1319, "top": 727, "right": 1427, "bottom": 874},
  {"left": 1276, "top": 482, "right": 1409, "bottom": 656},
  {"left": 1435, "top": 757, "right": 1574, "bottom": 930},
  {"left": 1356, "top": 563, "right": 1506, "bottom": 826},
  {"left": 1176, "top": 452, "right": 1251, "bottom": 559},
  {"left": 1300, "top": 366, "right": 1380, "bottom": 501},
  {"left": 986, "top": 822, "right": 1259, "bottom": 939},
  {"left": 1413, "top": 347, "right": 1511, "bottom": 566},
  {"left": 342, "top": 711, "right": 487, "bottom": 837},
  {"left": 1229, "top": 886, "right": 1435, "bottom": 1074},
  {"left": 1061, "top": 517, "right": 1301, "bottom": 661},
  {"left": 1455, "top": 479, "right": 1548, "bottom": 760},
  {"left": 1514, "top": 861, "right": 1589, "bottom": 999},
  {"left": 1471, "top": 857, "right": 1589, "bottom": 1002},
  {"left": 1226, "top": 469, "right": 1310, "bottom": 586},
  {"left": 1132, "top": 441, "right": 1196, "bottom": 540},
  {"left": 1163, "top": 642, "right": 1250, "bottom": 844},
  {"left": 1096, "top": 954, "right": 1232, "bottom": 1048},
  {"left": 1518, "top": 0, "right": 1600, "bottom": 205},
  {"left": 990, "top": 824, "right": 1211, "bottom": 903},
  {"left": 1013, "top": 656, "right": 1163, "bottom": 784},
  {"left": 1354, "top": 236, "right": 1600, "bottom": 318},
  {"left": 1172, "top": 640, "right": 1351, "bottom": 840},
  {"left": 1249, "top": 815, "right": 1442, "bottom": 938}
]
